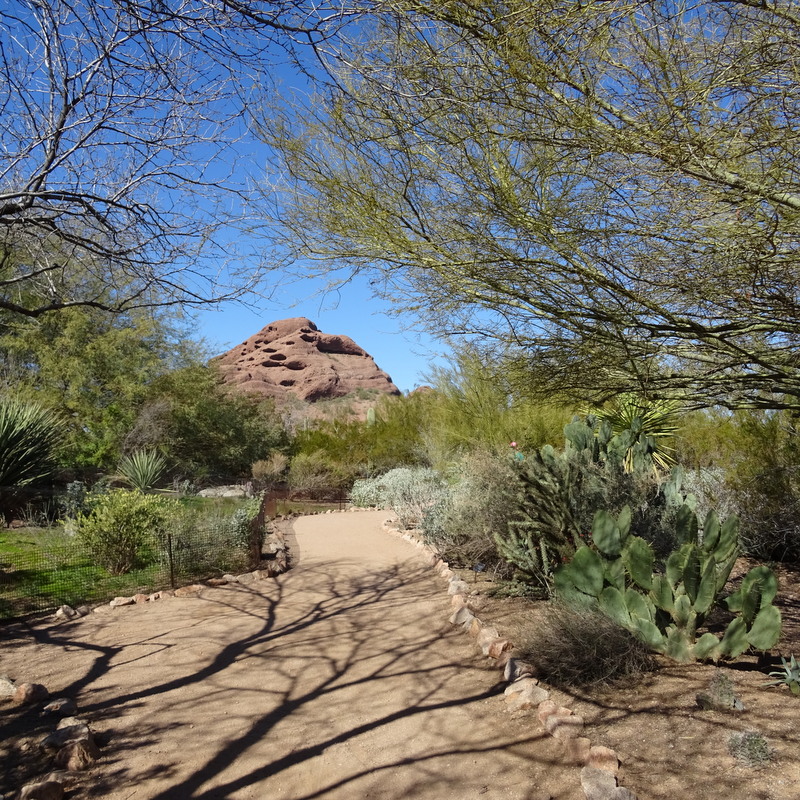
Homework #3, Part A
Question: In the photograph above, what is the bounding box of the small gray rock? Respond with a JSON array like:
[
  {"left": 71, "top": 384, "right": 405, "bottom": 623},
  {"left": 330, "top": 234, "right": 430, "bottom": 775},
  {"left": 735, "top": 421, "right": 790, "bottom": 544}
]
[
  {"left": 18, "top": 781, "right": 64, "bottom": 800},
  {"left": 43, "top": 698, "right": 77, "bottom": 717}
]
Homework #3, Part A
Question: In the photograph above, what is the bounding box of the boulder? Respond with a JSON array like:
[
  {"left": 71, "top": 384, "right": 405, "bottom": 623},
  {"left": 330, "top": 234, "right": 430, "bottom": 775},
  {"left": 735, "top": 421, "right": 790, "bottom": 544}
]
[
  {"left": 213, "top": 317, "right": 400, "bottom": 407},
  {"left": 13, "top": 683, "right": 49, "bottom": 705},
  {"left": 18, "top": 781, "right": 64, "bottom": 800}
]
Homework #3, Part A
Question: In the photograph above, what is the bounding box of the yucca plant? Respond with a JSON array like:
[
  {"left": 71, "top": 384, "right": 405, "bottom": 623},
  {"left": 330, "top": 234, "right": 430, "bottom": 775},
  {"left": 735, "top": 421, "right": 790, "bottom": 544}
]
[
  {"left": 591, "top": 394, "right": 680, "bottom": 473},
  {"left": 0, "top": 397, "right": 63, "bottom": 523},
  {"left": 116, "top": 449, "right": 167, "bottom": 492}
]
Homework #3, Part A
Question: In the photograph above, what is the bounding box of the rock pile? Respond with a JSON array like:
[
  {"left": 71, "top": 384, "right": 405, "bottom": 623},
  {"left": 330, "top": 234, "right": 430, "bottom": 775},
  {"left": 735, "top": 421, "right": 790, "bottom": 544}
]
[{"left": 2, "top": 676, "right": 98, "bottom": 799}]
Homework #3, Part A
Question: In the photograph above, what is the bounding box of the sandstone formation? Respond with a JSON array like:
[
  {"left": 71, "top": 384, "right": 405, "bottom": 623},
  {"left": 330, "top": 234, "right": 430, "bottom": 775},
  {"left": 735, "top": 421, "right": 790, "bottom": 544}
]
[{"left": 213, "top": 317, "right": 401, "bottom": 404}]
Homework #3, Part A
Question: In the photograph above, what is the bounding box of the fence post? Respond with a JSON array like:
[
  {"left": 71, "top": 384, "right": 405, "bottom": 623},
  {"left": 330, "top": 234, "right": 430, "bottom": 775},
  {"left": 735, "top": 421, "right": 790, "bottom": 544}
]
[
  {"left": 248, "top": 492, "right": 269, "bottom": 570},
  {"left": 167, "top": 532, "right": 175, "bottom": 589}
]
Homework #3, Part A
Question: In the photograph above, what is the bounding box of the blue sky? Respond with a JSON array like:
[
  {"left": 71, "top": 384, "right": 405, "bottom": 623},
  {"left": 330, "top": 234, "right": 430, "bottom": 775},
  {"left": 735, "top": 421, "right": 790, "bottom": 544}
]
[{"left": 193, "top": 273, "right": 450, "bottom": 394}]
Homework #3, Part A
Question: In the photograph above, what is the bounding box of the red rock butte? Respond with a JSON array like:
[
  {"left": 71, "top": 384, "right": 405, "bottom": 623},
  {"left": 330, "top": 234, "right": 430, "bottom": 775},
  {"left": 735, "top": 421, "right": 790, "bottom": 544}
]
[{"left": 213, "top": 317, "right": 401, "bottom": 404}]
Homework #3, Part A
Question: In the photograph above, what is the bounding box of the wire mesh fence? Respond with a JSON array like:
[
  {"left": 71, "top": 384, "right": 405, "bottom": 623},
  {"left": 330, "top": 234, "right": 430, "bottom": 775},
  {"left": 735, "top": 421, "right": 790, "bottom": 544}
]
[{"left": 0, "top": 498, "right": 268, "bottom": 621}]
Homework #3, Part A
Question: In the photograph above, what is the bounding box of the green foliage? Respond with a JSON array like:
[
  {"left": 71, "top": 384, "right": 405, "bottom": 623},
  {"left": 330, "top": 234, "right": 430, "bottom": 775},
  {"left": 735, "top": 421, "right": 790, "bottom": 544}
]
[
  {"left": 117, "top": 450, "right": 167, "bottom": 492},
  {"left": 291, "top": 391, "right": 432, "bottom": 482},
  {"left": 514, "top": 603, "right": 657, "bottom": 689},
  {"left": 421, "top": 346, "right": 571, "bottom": 467},
  {"left": 675, "top": 408, "right": 800, "bottom": 562},
  {"left": 495, "top": 416, "right": 681, "bottom": 591},
  {"left": 0, "top": 304, "right": 182, "bottom": 470},
  {"left": 0, "top": 397, "right": 63, "bottom": 522},
  {"left": 721, "top": 410, "right": 800, "bottom": 562},
  {"left": 420, "top": 450, "right": 517, "bottom": 575},
  {"left": 130, "top": 364, "right": 289, "bottom": 483},
  {"left": 554, "top": 506, "right": 782, "bottom": 663},
  {"left": 75, "top": 490, "right": 180, "bottom": 575},
  {"left": 728, "top": 731, "right": 773, "bottom": 768},
  {"left": 764, "top": 654, "right": 800, "bottom": 697},
  {"left": 172, "top": 494, "right": 263, "bottom": 576},
  {"left": 287, "top": 450, "right": 349, "bottom": 499},
  {"left": 260, "top": 0, "right": 800, "bottom": 410}
]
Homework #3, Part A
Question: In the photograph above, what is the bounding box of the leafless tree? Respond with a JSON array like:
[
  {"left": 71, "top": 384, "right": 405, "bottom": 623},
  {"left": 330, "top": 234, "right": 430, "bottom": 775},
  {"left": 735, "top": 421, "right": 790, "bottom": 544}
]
[{"left": 0, "top": 0, "right": 354, "bottom": 316}]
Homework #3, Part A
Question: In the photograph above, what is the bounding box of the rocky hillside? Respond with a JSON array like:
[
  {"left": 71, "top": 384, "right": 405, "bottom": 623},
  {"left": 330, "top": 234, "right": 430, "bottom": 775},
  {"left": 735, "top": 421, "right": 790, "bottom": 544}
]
[{"left": 213, "top": 317, "right": 401, "bottom": 405}]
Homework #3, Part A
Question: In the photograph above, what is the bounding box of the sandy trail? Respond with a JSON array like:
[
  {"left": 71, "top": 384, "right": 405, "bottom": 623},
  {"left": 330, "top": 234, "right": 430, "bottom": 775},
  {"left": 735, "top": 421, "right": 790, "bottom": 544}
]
[{"left": 2, "top": 511, "right": 576, "bottom": 799}]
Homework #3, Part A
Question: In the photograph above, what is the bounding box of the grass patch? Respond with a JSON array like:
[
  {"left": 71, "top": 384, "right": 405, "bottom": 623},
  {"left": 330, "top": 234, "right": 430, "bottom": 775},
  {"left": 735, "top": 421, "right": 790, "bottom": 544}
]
[{"left": 0, "top": 495, "right": 264, "bottom": 619}]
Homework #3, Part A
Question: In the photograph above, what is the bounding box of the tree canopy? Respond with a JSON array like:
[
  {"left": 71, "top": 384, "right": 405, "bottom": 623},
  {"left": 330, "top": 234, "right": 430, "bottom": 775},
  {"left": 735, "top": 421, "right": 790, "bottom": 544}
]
[
  {"left": 258, "top": 0, "right": 800, "bottom": 410},
  {"left": 0, "top": 0, "right": 354, "bottom": 317}
]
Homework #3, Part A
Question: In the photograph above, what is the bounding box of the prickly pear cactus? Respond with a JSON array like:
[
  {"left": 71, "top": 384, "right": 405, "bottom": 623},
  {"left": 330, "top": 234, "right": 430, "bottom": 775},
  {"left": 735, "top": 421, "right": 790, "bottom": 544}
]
[{"left": 554, "top": 505, "right": 782, "bottom": 663}]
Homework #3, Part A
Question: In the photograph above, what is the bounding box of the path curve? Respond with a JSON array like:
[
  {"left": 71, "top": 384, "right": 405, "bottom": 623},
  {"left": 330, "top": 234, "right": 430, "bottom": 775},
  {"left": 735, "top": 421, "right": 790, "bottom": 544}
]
[{"left": 2, "top": 511, "right": 576, "bottom": 799}]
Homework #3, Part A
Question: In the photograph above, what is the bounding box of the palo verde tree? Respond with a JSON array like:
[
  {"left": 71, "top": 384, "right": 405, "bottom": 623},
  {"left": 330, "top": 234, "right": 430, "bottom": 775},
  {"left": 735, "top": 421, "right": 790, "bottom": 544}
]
[
  {"left": 258, "top": 0, "right": 800, "bottom": 411},
  {"left": 0, "top": 296, "right": 192, "bottom": 470}
]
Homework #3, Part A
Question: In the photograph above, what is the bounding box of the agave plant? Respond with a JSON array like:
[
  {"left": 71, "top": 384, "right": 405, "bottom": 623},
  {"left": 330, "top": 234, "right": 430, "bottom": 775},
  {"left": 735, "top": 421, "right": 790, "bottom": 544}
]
[
  {"left": 116, "top": 449, "right": 167, "bottom": 492},
  {"left": 764, "top": 653, "right": 800, "bottom": 696},
  {"left": 0, "top": 397, "right": 63, "bottom": 522}
]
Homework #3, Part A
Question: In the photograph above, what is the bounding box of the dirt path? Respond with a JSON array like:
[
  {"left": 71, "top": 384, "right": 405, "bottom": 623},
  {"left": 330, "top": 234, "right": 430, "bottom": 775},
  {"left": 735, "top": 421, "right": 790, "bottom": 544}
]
[{"left": 2, "top": 511, "right": 577, "bottom": 800}]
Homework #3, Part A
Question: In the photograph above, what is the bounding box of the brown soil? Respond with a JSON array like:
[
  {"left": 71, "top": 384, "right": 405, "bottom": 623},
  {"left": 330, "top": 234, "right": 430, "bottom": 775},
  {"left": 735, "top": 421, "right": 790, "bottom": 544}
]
[
  {"left": 466, "top": 561, "right": 800, "bottom": 800},
  {"left": 2, "top": 513, "right": 798, "bottom": 800}
]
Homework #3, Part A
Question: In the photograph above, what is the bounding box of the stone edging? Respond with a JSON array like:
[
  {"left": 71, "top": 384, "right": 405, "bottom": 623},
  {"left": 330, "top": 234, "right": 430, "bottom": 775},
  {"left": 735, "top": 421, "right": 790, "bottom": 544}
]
[{"left": 380, "top": 516, "right": 641, "bottom": 800}]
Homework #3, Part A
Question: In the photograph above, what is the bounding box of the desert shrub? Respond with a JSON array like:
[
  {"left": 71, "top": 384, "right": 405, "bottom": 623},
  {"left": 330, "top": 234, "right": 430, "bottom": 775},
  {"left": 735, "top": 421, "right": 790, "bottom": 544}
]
[
  {"left": 377, "top": 467, "right": 448, "bottom": 529},
  {"left": 75, "top": 489, "right": 181, "bottom": 574},
  {"left": 421, "top": 345, "right": 571, "bottom": 464},
  {"left": 680, "top": 467, "right": 738, "bottom": 523},
  {"left": 723, "top": 410, "right": 800, "bottom": 561},
  {"left": 0, "top": 397, "right": 63, "bottom": 522},
  {"left": 676, "top": 409, "right": 800, "bottom": 562},
  {"left": 351, "top": 467, "right": 448, "bottom": 528},
  {"left": 421, "top": 450, "right": 517, "bottom": 575},
  {"left": 287, "top": 450, "right": 349, "bottom": 499},
  {"left": 349, "top": 475, "right": 384, "bottom": 507},
  {"left": 728, "top": 731, "right": 773, "bottom": 768},
  {"left": 514, "top": 603, "right": 656, "bottom": 689},
  {"left": 168, "top": 495, "right": 262, "bottom": 577},
  {"left": 252, "top": 452, "right": 288, "bottom": 488}
]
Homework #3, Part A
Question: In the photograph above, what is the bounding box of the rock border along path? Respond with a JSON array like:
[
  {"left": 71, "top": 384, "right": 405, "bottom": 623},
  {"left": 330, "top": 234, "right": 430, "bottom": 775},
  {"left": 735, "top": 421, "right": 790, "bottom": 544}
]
[
  {"left": 3, "top": 509, "right": 630, "bottom": 800},
  {"left": 382, "top": 515, "right": 640, "bottom": 800}
]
